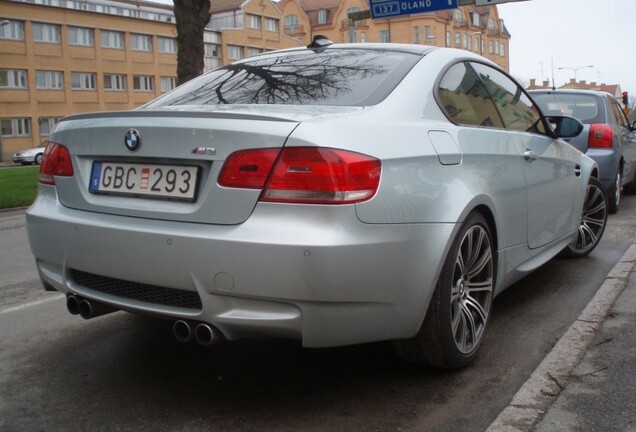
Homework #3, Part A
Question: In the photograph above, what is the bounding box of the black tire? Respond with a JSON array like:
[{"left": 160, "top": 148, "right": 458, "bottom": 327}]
[
  {"left": 607, "top": 169, "right": 621, "bottom": 214},
  {"left": 560, "top": 177, "right": 608, "bottom": 258},
  {"left": 394, "top": 212, "right": 495, "bottom": 369},
  {"left": 35, "top": 153, "right": 44, "bottom": 165}
]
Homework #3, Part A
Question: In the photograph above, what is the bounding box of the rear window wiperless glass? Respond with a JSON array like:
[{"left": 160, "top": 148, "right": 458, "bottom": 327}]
[
  {"left": 532, "top": 93, "right": 605, "bottom": 124},
  {"left": 144, "top": 49, "right": 422, "bottom": 108}
]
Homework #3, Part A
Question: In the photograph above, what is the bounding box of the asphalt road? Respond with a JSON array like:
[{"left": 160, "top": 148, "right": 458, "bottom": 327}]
[{"left": 1, "top": 196, "right": 635, "bottom": 432}]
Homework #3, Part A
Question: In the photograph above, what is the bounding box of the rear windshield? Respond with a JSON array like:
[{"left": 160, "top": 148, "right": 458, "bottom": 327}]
[
  {"left": 144, "top": 48, "right": 422, "bottom": 108},
  {"left": 532, "top": 93, "right": 605, "bottom": 124}
]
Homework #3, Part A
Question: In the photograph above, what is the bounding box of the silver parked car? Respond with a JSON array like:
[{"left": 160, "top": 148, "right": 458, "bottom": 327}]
[
  {"left": 530, "top": 89, "right": 636, "bottom": 214},
  {"left": 12, "top": 146, "right": 46, "bottom": 165},
  {"left": 26, "top": 41, "right": 608, "bottom": 369}
]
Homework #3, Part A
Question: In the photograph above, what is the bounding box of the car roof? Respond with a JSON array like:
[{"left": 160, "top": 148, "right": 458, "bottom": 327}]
[
  {"left": 528, "top": 88, "right": 612, "bottom": 98},
  {"left": 246, "top": 43, "right": 438, "bottom": 60}
]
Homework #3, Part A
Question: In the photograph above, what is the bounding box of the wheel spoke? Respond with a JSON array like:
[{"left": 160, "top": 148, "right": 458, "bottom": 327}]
[
  {"left": 465, "top": 295, "right": 488, "bottom": 326},
  {"left": 465, "top": 249, "right": 492, "bottom": 281},
  {"left": 465, "top": 278, "right": 493, "bottom": 292},
  {"left": 461, "top": 303, "right": 477, "bottom": 348}
]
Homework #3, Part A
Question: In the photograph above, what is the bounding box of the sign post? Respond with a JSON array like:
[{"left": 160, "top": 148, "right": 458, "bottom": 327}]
[{"left": 369, "top": 0, "right": 458, "bottom": 19}]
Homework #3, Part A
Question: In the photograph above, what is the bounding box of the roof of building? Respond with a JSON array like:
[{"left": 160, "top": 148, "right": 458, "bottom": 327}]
[{"left": 210, "top": 0, "right": 245, "bottom": 13}]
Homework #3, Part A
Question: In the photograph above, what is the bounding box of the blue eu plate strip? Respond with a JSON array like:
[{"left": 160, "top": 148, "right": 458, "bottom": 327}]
[{"left": 89, "top": 162, "right": 102, "bottom": 192}]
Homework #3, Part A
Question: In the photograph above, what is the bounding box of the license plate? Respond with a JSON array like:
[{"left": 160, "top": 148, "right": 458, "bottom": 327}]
[{"left": 89, "top": 162, "right": 199, "bottom": 201}]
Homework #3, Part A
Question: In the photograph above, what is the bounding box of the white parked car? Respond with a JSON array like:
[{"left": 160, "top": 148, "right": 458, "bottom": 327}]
[{"left": 12, "top": 146, "right": 46, "bottom": 165}]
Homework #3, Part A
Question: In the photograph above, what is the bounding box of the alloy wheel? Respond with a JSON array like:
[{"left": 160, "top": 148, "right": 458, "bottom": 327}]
[
  {"left": 450, "top": 225, "right": 494, "bottom": 355},
  {"left": 569, "top": 180, "right": 607, "bottom": 255}
]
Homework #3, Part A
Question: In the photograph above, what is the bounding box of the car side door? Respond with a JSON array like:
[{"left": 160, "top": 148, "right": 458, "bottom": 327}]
[
  {"left": 609, "top": 97, "right": 636, "bottom": 185},
  {"left": 469, "top": 62, "right": 581, "bottom": 249}
]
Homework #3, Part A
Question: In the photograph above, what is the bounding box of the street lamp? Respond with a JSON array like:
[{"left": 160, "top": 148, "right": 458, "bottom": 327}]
[
  {"left": 558, "top": 65, "right": 594, "bottom": 83},
  {"left": 472, "top": 32, "right": 482, "bottom": 54}
]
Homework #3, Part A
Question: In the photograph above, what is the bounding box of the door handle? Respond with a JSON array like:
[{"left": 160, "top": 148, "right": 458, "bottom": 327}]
[{"left": 523, "top": 150, "right": 538, "bottom": 161}]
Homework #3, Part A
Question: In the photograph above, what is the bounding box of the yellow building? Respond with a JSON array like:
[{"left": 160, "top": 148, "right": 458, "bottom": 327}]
[
  {"left": 0, "top": 0, "right": 300, "bottom": 160},
  {"left": 277, "top": 0, "right": 510, "bottom": 70}
]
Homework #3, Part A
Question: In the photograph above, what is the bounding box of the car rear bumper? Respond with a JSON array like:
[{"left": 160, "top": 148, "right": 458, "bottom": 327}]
[
  {"left": 26, "top": 186, "right": 456, "bottom": 347},
  {"left": 586, "top": 148, "right": 619, "bottom": 189}
]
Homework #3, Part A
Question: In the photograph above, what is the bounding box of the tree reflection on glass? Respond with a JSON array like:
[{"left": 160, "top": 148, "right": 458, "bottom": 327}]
[{"left": 147, "top": 50, "right": 418, "bottom": 107}]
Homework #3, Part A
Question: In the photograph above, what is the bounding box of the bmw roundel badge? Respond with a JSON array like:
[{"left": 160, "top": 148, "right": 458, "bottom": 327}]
[{"left": 124, "top": 129, "right": 142, "bottom": 152}]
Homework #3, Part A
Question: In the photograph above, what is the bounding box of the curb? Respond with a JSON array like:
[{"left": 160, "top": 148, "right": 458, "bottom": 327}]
[{"left": 486, "top": 241, "right": 636, "bottom": 432}]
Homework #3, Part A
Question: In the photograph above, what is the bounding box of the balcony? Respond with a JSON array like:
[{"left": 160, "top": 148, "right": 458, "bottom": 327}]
[
  {"left": 487, "top": 28, "right": 501, "bottom": 36},
  {"left": 340, "top": 19, "right": 369, "bottom": 30},
  {"left": 454, "top": 18, "right": 467, "bottom": 28},
  {"left": 284, "top": 24, "right": 306, "bottom": 36}
]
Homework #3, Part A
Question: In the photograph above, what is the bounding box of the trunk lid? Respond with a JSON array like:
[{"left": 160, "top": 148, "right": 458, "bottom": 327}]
[{"left": 49, "top": 106, "right": 360, "bottom": 224}]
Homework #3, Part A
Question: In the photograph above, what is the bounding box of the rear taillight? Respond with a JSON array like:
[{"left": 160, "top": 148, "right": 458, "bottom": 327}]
[
  {"left": 218, "top": 147, "right": 381, "bottom": 204},
  {"left": 39, "top": 142, "right": 74, "bottom": 185},
  {"left": 588, "top": 124, "right": 613, "bottom": 148}
]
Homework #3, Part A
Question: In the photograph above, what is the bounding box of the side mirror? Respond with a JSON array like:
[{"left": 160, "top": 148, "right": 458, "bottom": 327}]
[{"left": 546, "top": 116, "right": 584, "bottom": 139}]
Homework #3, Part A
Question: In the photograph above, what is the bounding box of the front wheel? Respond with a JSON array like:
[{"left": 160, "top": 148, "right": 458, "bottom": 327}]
[
  {"left": 560, "top": 177, "right": 607, "bottom": 258},
  {"left": 394, "top": 212, "right": 495, "bottom": 369}
]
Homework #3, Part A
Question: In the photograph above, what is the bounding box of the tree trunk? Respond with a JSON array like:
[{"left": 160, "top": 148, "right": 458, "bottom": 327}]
[{"left": 173, "top": 0, "right": 212, "bottom": 86}]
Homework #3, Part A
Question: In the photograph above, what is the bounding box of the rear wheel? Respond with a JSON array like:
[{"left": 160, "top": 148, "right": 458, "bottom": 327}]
[
  {"left": 394, "top": 212, "right": 494, "bottom": 369},
  {"left": 561, "top": 177, "right": 607, "bottom": 258},
  {"left": 35, "top": 153, "right": 44, "bottom": 165},
  {"left": 607, "top": 169, "right": 621, "bottom": 214}
]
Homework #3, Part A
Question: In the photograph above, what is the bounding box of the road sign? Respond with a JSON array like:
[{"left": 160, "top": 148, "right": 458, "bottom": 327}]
[{"left": 370, "top": 0, "right": 458, "bottom": 19}]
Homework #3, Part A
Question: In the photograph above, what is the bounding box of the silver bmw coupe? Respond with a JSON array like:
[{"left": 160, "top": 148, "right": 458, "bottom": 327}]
[{"left": 26, "top": 40, "right": 608, "bottom": 369}]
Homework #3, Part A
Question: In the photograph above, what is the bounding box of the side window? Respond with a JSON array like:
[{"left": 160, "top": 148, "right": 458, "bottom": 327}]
[
  {"left": 437, "top": 63, "right": 504, "bottom": 128},
  {"left": 470, "top": 63, "right": 546, "bottom": 134},
  {"left": 610, "top": 99, "right": 628, "bottom": 127}
]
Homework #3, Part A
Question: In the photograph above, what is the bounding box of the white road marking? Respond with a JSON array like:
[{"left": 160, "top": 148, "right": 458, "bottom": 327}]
[{"left": 0, "top": 294, "right": 64, "bottom": 317}]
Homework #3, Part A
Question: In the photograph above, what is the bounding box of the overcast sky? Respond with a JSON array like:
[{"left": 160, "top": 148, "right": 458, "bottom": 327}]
[{"left": 497, "top": 0, "right": 636, "bottom": 96}]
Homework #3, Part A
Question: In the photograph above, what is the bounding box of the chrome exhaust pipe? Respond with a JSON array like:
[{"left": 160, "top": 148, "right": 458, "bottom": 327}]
[
  {"left": 173, "top": 320, "right": 194, "bottom": 343},
  {"left": 194, "top": 323, "right": 221, "bottom": 346},
  {"left": 78, "top": 299, "right": 117, "bottom": 320},
  {"left": 66, "top": 294, "right": 81, "bottom": 315}
]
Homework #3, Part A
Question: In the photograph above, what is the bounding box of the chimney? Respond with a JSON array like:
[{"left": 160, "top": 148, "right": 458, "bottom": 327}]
[
  {"left": 569, "top": 78, "right": 576, "bottom": 84},
  {"left": 543, "top": 80, "right": 550, "bottom": 87},
  {"left": 580, "top": 80, "right": 586, "bottom": 86},
  {"left": 529, "top": 78, "right": 536, "bottom": 88},
  {"left": 590, "top": 82, "right": 597, "bottom": 86}
]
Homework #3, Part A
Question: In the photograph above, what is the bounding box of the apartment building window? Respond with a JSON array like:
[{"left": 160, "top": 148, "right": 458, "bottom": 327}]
[
  {"left": 499, "top": 43, "right": 505, "bottom": 56},
  {"left": 71, "top": 72, "right": 96, "bottom": 90},
  {"left": 33, "top": 23, "right": 61, "bottom": 43},
  {"left": 133, "top": 75, "right": 154, "bottom": 92},
  {"left": 247, "top": 47, "right": 262, "bottom": 57},
  {"left": 482, "top": 40, "right": 485, "bottom": 54},
  {"left": 462, "top": 33, "right": 467, "bottom": 49},
  {"left": 204, "top": 43, "right": 219, "bottom": 58},
  {"left": 158, "top": 37, "right": 177, "bottom": 53},
  {"left": 101, "top": 30, "right": 124, "bottom": 49},
  {"left": 160, "top": 76, "right": 177, "bottom": 93},
  {"left": 474, "top": 37, "right": 479, "bottom": 52},
  {"left": 38, "top": 117, "right": 60, "bottom": 136},
  {"left": 68, "top": 26, "right": 94, "bottom": 46},
  {"left": 488, "top": 19, "right": 496, "bottom": 31},
  {"left": 494, "top": 41, "right": 499, "bottom": 55},
  {"left": 265, "top": 17, "right": 279, "bottom": 32},
  {"left": 467, "top": 35, "right": 471, "bottom": 51},
  {"left": 245, "top": 14, "right": 261, "bottom": 29},
  {"left": 0, "top": 20, "right": 24, "bottom": 40},
  {"left": 380, "top": 30, "right": 390, "bottom": 43},
  {"left": 360, "top": 32, "right": 366, "bottom": 43},
  {"left": 36, "top": 71, "right": 64, "bottom": 89},
  {"left": 488, "top": 40, "right": 494, "bottom": 54},
  {"left": 413, "top": 26, "right": 419, "bottom": 43},
  {"left": 227, "top": 45, "right": 243, "bottom": 60},
  {"left": 104, "top": 73, "right": 127, "bottom": 91},
  {"left": 0, "top": 69, "right": 28, "bottom": 89},
  {"left": 131, "top": 33, "right": 152, "bottom": 51},
  {"left": 455, "top": 32, "right": 460, "bottom": 48},
  {"left": 445, "top": 31, "right": 450, "bottom": 47},
  {"left": 471, "top": 12, "right": 480, "bottom": 27},
  {"left": 454, "top": 9, "right": 463, "bottom": 25},
  {"left": 1, "top": 118, "right": 31, "bottom": 137},
  {"left": 317, "top": 9, "right": 327, "bottom": 25},
  {"left": 285, "top": 15, "right": 298, "bottom": 34}
]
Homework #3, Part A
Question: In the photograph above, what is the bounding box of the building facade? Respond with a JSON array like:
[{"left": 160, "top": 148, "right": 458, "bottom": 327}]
[
  {"left": 0, "top": 0, "right": 300, "bottom": 159},
  {"left": 0, "top": 0, "right": 510, "bottom": 160},
  {"left": 277, "top": 0, "right": 510, "bottom": 70}
]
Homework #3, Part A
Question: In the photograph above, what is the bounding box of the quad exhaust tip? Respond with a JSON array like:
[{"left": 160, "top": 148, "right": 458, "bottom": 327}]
[
  {"left": 66, "top": 294, "right": 117, "bottom": 319},
  {"left": 173, "top": 320, "right": 223, "bottom": 346}
]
